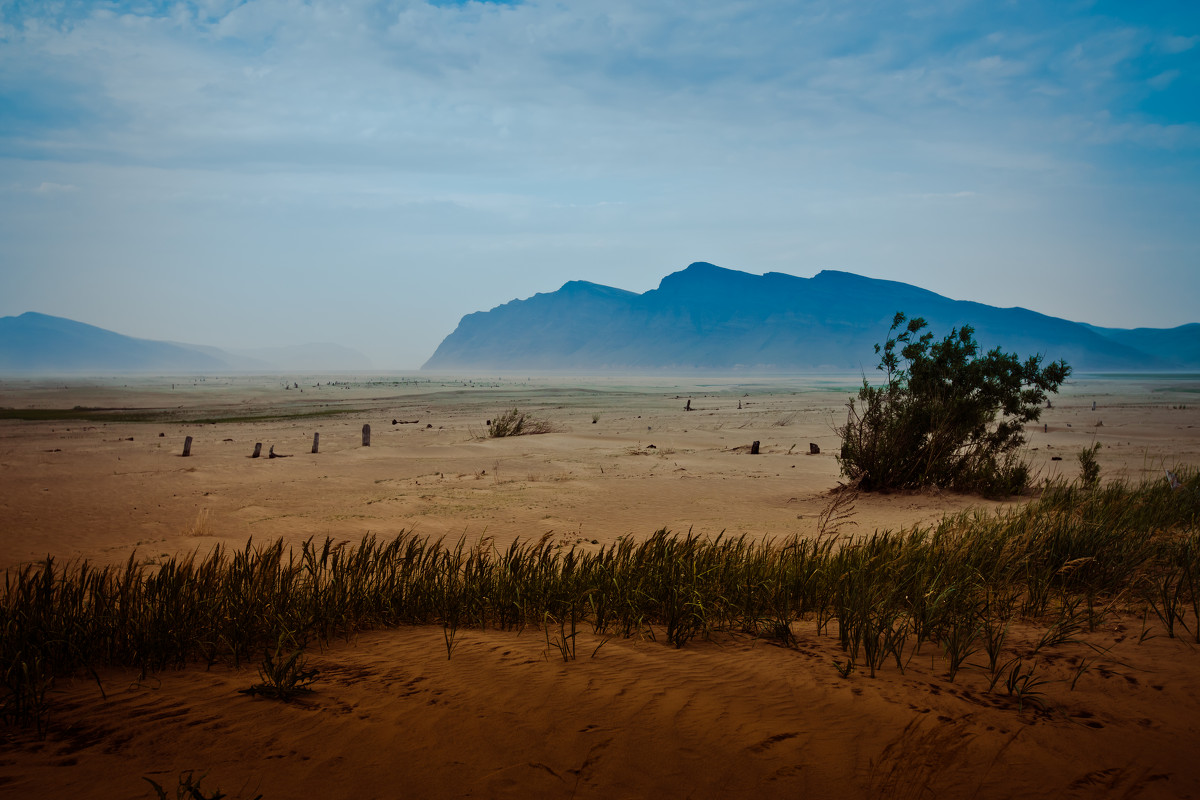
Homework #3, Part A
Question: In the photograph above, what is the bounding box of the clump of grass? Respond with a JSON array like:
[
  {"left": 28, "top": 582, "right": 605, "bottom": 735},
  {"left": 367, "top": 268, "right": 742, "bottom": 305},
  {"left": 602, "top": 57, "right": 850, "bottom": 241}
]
[
  {"left": 237, "top": 631, "right": 319, "bottom": 701},
  {"left": 144, "top": 770, "right": 263, "bottom": 800},
  {"left": 2, "top": 467, "right": 1198, "bottom": 731},
  {"left": 1002, "top": 658, "right": 1049, "bottom": 712},
  {"left": 488, "top": 409, "right": 554, "bottom": 438},
  {"left": 543, "top": 607, "right": 580, "bottom": 661},
  {"left": 184, "top": 508, "right": 212, "bottom": 537}
]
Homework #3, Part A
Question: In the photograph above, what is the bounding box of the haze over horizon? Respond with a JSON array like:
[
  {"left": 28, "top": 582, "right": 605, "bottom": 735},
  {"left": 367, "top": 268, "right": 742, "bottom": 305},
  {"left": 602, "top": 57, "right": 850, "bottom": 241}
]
[{"left": 2, "top": 1, "right": 1197, "bottom": 369}]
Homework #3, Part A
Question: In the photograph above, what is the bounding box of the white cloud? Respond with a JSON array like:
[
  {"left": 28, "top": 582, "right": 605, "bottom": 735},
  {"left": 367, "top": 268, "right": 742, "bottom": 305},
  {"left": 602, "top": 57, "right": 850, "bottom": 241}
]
[
  {"left": 32, "top": 181, "right": 78, "bottom": 194},
  {"left": 1160, "top": 34, "right": 1198, "bottom": 54},
  {"left": 1148, "top": 69, "right": 1181, "bottom": 90}
]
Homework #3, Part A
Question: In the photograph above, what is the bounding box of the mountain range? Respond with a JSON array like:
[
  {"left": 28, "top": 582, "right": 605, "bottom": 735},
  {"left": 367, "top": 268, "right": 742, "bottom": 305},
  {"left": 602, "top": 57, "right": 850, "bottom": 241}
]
[
  {"left": 6, "top": 266, "right": 1198, "bottom": 374},
  {"left": 423, "top": 262, "right": 1200, "bottom": 372},
  {"left": 0, "top": 312, "right": 372, "bottom": 373}
]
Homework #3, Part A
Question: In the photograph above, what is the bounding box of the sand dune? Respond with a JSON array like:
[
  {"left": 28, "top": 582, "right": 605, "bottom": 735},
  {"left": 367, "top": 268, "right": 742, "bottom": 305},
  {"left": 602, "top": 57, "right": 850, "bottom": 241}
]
[
  {"left": 7, "top": 620, "right": 1199, "bottom": 799},
  {"left": 2, "top": 373, "right": 1199, "bottom": 798}
]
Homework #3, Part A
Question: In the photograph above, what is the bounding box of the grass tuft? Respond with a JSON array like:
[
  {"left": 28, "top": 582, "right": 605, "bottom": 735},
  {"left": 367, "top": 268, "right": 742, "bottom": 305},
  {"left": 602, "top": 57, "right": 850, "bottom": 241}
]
[
  {"left": 488, "top": 408, "right": 554, "bottom": 437},
  {"left": 144, "top": 770, "right": 263, "bottom": 800}
]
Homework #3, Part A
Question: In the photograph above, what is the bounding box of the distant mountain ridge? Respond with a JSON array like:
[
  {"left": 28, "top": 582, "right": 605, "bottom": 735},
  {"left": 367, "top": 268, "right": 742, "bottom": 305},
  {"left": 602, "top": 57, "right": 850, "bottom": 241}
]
[
  {"left": 0, "top": 312, "right": 372, "bottom": 373},
  {"left": 423, "top": 263, "right": 1200, "bottom": 372}
]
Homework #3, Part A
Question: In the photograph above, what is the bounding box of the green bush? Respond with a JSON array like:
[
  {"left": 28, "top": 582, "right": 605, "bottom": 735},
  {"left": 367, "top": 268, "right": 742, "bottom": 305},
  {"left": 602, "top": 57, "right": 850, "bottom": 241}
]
[{"left": 837, "top": 312, "right": 1070, "bottom": 495}]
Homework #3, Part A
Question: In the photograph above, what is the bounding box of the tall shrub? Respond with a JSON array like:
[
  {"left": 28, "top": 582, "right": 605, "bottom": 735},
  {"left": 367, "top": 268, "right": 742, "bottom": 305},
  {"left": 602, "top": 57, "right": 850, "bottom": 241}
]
[{"left": 837, "top": 312, "right": 1070, "bottom": 495}]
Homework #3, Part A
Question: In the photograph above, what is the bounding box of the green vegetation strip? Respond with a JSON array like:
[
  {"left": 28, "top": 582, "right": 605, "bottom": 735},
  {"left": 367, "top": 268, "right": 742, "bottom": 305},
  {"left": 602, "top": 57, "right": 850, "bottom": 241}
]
[
  {"left": 0, "top": 407, "right": 359, "bottom": 424},
  {"left": 182, "top": 408, "right": 358, "bottom": 425},
  {"left": 3, "top": 470, "right": 1199, "bottom": 732},
  {"left": 0, "top": 407, "right": 164, "bottom": 422}
]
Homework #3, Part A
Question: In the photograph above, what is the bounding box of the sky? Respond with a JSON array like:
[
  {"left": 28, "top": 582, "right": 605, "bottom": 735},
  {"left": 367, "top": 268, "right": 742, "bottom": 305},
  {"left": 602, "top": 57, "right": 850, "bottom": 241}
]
[{"left": 2, "top": 0, "right": 1198, "bottom": 369}]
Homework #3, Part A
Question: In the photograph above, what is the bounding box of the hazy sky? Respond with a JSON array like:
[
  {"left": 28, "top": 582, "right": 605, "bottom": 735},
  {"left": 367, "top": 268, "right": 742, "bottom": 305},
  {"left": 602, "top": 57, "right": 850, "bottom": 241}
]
[{"left": 2, "top": 0, "right": 1198, "bottom": 369}]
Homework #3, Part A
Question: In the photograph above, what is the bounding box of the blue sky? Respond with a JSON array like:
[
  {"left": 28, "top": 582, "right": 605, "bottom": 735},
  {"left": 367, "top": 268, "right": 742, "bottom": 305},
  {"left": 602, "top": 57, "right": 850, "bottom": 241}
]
[{"left": 2, "top": 0, "right": 1197, "bottom": 369}]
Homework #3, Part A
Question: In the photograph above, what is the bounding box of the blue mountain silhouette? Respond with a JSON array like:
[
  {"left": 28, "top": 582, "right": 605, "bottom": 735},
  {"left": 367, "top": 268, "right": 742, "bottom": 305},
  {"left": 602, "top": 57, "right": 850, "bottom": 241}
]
[{"left": 424, "top": 263, "right": 1198, "bottom": 372}]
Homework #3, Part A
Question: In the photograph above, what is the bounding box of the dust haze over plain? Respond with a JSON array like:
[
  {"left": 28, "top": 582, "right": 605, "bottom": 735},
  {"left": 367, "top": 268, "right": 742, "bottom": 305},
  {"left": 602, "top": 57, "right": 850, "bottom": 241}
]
[{"left": 1, "top": 1, "right": 1198, "bottom": 369}]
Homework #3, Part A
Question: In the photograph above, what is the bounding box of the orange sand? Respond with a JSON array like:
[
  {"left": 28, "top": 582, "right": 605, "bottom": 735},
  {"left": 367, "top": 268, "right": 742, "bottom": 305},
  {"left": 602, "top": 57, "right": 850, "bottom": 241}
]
[{"left": 1, "top": 373, "right": 1198, "bottom": 799}]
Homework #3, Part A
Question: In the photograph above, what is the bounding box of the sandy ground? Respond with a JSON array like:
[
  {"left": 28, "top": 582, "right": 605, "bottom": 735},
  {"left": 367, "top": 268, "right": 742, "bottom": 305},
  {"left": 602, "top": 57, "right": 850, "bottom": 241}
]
[{"left": 2, "top": 372, "right": 1199, "bottom": 798}]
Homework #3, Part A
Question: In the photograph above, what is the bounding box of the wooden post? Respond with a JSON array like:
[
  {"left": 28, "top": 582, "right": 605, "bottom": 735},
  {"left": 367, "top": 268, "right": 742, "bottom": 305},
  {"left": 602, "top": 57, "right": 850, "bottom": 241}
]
[
  {"left": 750, "top": 441, "right": 760, "bottom": 455},
  {"left": 685, "top": 399, "right": 692, "bottom": 411},
  {"left": 312, "top": 433, "right": 320, "bottom": 454},
  {"left": 252, "top": 442, "right": 262, "bottom": 458},
  {"left": 362, "top": 424, "right": 371, "bottom": 447},
  {"left": 182, "top": 436, "right": 193, "bottom": 457}
]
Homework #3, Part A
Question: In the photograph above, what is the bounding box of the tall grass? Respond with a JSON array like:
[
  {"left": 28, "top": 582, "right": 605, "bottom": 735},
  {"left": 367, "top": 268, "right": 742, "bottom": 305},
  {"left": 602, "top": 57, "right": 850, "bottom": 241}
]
[{"left": 3, "top": 470, "right": 1198, "bottom": 730}]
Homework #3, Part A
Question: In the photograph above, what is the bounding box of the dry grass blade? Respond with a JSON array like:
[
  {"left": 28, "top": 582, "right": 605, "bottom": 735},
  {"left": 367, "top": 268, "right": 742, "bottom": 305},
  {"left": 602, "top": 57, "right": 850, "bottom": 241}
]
[{"left": 817, "top": 480, "right": 860, "bottom": 538}]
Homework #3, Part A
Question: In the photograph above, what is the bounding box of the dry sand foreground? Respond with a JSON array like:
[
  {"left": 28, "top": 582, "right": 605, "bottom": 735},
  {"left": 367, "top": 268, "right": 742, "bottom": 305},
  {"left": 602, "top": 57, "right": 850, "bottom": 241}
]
[{"left": 2, "top": 373, "right": 1199, "bottom": 799}]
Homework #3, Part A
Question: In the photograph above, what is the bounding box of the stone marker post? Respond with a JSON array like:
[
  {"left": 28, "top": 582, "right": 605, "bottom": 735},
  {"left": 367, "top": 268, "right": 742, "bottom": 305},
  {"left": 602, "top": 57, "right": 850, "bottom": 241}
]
[
  {"left": 312, "top": 433, "right": 320, "bottom": 454},
  {"left": 252, "top": 442, "right": 262, "bottom": 458},
  {"left": 750, "top": 441, "right": 760, "bottom": 455},
  {"left": 362, "top": 424, "right": 371, "bottom": 447},
  {"left": 182, "top": 436, "right": 193, "bottom": 457}
]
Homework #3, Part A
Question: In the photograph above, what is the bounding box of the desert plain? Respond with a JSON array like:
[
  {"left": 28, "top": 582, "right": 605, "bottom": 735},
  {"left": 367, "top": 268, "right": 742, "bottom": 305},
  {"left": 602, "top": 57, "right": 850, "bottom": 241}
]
[{"left": 1, "top": 372, "right": 1199, "bottom": 799}]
